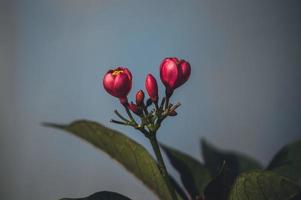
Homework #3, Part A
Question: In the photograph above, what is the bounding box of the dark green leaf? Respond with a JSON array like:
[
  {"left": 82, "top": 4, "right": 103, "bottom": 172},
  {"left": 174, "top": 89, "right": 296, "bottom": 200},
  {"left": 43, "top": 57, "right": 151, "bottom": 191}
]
[
  {"left": 168, "top": 174, "right": 189, "bottom": 200},
  {"left": 228, "top": 170, "right": 301, "bottom": 200},
  {"left": 201, "top": 139, "right": 262, "bottom": 177},
  {"left": 161, "top": 144, "right": 211, "bottom": 198},
  {"left": 289, "top": 192, "right": 301, "bottom": 200},
  {"left": 60, "top": 191, "right": 132, "bottom": 200},
  {"left": 267, "top": 139, "right": 301, "bottom": 182},
  {"left": 44, "top": 120, "right": 174, "bottom": 200},
  {"left": 204, "top": 161, "right": 234, "bottom": 200}
]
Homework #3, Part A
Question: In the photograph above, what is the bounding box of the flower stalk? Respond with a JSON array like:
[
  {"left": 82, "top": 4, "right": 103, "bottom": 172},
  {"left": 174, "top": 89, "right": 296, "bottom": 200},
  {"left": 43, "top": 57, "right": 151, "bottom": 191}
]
[{"left": 149, "top": 132, "right": 177, "bottom": 200}]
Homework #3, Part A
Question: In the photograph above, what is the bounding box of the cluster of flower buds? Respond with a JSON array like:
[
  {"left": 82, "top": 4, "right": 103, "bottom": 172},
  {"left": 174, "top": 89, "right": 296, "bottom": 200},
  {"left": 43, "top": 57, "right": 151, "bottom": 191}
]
[{"left": 103, "top": 57, "right": 191, "bottom": 137}]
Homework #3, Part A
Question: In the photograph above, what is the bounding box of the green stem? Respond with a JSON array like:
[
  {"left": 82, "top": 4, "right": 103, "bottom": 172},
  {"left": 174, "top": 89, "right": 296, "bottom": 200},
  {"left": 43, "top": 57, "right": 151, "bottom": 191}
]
[
  {"left": 114, "top": 110, "right": 129, "bottom": 122},
  {"left": 142, "top": 102, "right": 149, "bottom": 115},
  {"left": 165, "top": 96, "right": 170, "bottom": 110},
  {"left": 149, "top": 134, "right": 177, "bottom": 200},
  {"left": 124, "top": 105, "right": 138, "bottom": 125}
]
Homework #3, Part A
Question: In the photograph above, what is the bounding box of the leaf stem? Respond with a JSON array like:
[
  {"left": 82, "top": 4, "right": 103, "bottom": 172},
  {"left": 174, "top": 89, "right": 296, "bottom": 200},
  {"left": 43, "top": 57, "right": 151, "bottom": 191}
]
[
  {"left": 110, "top": 119, "right": 127, "bottom": 125},
  {"left": 160, "top": 97, "right": 166, "bottom": 110},
  {"left": 165, "top": 96, "right": 170, "bottom": 110},
  {"left": 149, "top": 133, "right": 177, "bottom": 200},
  {"left": 114, "top": 110, "right": 129, "bottom": 122},
  {"left": 123, "top": 105, "right": 138, "bottom": 126}
]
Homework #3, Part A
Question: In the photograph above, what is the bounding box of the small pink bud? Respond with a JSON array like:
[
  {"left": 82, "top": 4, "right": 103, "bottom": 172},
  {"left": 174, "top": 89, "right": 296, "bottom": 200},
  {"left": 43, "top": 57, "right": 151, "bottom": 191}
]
[
  {"left": 128, "top": 102, "right": 142, "bottom": 115},
  {"left": 135, "top": 90, "right": 145, "bottom": 105},
  {"left": 160, "top": 58, "right": 191, "bottom": 97},
  {"left": 145, "top": 74, "right": 158, "bottom": 102},
  {"left": 103, "top": 67, "right": 132, "bottom": 101}
]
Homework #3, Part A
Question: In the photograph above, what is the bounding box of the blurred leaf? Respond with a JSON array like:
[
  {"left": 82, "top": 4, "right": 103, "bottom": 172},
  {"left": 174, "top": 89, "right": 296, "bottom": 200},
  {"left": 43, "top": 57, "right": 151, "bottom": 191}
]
[
  {"left": 267, "top": 139, "right": 301, "bottom": 182},
  {"left": 203, "top": 161, "right": 234, "bottom": 200},
  {"left": 168, "top": 174, "right": 189, "bottom": 200},
  {"left": 289, "top": 192, "right": 301, "bottom": 200},
  {"left": 161, "top": 144, "right": 211, "bottom": 198},
  {"left": 60, "top": 191, "right": 132, "bottom": 200},
  {"left": 201, "top": 139, "right": 262, "bottom": 177},
  {"left": 45, "top": 120, "right": 175, "bottom": 200},
  {"left": 228, "top": 170, "right": 301, "bottom": 200}
]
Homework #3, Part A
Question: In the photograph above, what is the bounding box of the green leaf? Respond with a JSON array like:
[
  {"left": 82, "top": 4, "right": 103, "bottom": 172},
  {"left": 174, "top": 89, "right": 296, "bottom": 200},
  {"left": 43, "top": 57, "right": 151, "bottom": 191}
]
[
  {"left": 60, "top": 191, "right": 132, "bottom": 200},
  {"left": 168, "top": 174, "right": 189, "bottom": 200},
  {"left": 203, "top": 161, "right": 234, "bottom": 200},
  {"left": 45, "top": 120, "right": 174, "bottom": 200},
  {"left": 228, "top": 170, "right": 301, "bottom": 200},
  {"left": 161, "top": 144, "right": 211, "bottom": 199},
  {"left": 201, "top": 139, "right": 262, "bottom": 177},
  {"left": 267, "top": 139, "right": 301, "bottom": 182}
]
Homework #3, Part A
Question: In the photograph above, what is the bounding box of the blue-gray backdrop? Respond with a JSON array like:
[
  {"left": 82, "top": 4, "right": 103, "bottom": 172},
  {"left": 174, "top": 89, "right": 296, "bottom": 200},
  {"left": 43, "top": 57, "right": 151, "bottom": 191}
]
[{"left": 1, "top": 0, "right": 301, "bottom": 199}]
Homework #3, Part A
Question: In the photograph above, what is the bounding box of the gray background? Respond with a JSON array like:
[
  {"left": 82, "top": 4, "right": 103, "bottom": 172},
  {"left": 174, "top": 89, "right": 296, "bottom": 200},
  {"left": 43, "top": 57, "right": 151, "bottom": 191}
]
[{"left": 1, "top": 0, "right": 301, "bottom": 199}]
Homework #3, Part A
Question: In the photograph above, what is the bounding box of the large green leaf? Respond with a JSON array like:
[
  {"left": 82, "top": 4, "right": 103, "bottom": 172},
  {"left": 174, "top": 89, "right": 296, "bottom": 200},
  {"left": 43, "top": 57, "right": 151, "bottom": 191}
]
[
  {"left": 203, "top": 161, "right": 234, "bottom": 200},
  {"left": 45, "top": 120, "right": 174, "bottom": 200},
  {"left": 60, "top": 191, "right": 132, "bottom": 200},
  {"left": 201, "top": 139, "right": 262, "bottom": 177},
  {"left": 161, "top": 144, "right": 211, "bottom": 199},
  {"left": 228, "top": 170, "right": 301, "bottom": 200},
  {"left": 267, "top": 139, "right": 301, "bottom": 182}
]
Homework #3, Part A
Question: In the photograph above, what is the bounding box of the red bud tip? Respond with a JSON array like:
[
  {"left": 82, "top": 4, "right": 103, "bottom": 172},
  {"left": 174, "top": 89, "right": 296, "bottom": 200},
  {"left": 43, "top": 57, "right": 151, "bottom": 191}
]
[
  {"left": 135, "top": 90, "right": 145, "bottom": 105},
  {"left": 145, "top": 74, "right": 158, "bottom": 102}
]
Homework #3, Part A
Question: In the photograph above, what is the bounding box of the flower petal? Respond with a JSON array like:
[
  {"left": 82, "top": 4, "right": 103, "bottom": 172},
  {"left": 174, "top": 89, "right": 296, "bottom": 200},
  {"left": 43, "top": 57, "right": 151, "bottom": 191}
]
[
  {"left": 175, "top": 60, "right": 191, "bottom": 88},
  {"left": 103, "top": 71, "right": 116, "bottom": 96},
  {"left": 114, "top": 73, "right": 132, "bottom": 98},
  {"left": 160, "top": 58, "right": 178, "bottom": 90},
  {"left": 123, "top": 68, "right": 132, "bottom": 80}
]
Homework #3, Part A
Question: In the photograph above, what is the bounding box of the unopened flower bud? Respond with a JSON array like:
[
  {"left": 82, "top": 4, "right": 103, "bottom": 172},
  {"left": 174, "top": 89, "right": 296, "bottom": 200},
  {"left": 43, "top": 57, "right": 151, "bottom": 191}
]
[
  {"left": 145, "top": 74, "right": 158, "bottom": 102},
  {"left": 135, "top": 90, "right": 145, "bottom": 106},
  {"left": 160, "top": 58, "right": 191, "bottom": 97}
]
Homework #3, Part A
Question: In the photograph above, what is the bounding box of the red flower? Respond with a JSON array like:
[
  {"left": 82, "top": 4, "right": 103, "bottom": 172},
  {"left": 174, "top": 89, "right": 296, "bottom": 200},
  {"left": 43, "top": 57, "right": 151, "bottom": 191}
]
[
  {"left": 145, "top": 74, "right": 158, "bottom": 102},
  {"left": 135, "top": 90, "right": 145, "bottom": 105},
  {"left": 160, "top": 58, "right": 191, "bottom": 97},
  {"left": 103, "top": 67, "right": 132, "bottom": 103}
]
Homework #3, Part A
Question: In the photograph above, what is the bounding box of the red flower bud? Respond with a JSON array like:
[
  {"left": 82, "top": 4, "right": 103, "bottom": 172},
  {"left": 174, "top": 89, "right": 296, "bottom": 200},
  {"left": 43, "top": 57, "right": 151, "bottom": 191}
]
[
  {"left": 128, "top": 102, "right": 142, "bottom": 115},
  {"left": 103, "top": 67, "right": 132, "bottom": 101},
  {"left": 160, "top": 57, "right": 191, "bottom": 96},
  {"left": 145, "top": 74, "right": 158, "bottom": 102},
  {"left": 135, "top": 90, "right": 145, "bottom": 105}
]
